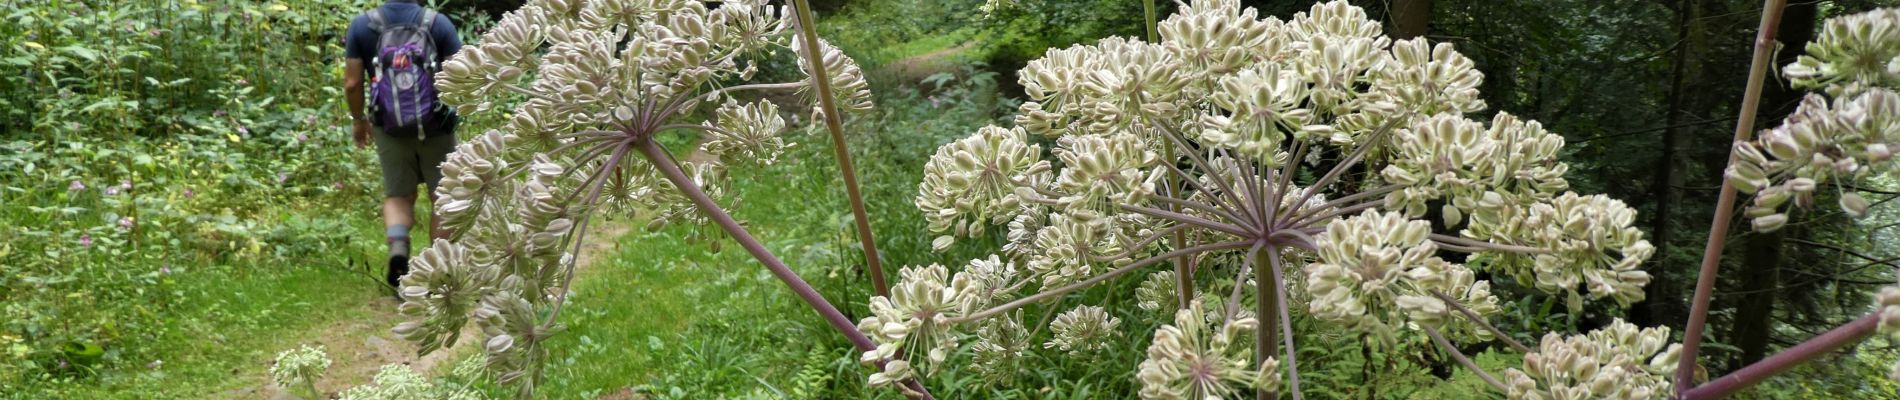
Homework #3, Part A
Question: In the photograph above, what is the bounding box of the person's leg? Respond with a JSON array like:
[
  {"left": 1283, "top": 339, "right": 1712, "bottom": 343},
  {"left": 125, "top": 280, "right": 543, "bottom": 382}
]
[
  {"left": 418, "top": 131, "right": 458, "bottom": 242},
  {"left": 374, "top": 128, "right": 424, "bottom": 289},
  {"left": 384, "top": 194, "right": 416, "bottom": 253}
]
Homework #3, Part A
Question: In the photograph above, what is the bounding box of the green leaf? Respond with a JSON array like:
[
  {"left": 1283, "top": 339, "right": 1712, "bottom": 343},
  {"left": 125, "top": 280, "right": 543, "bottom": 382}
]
[{"left": 58, "top": 45, "right": 99, "bottom": 61}]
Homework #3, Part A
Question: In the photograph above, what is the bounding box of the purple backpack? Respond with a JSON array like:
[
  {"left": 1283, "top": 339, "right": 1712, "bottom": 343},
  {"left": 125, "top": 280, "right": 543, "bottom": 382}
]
[{"left": 366, "top": 8, "right": 441, "bottom": 139}]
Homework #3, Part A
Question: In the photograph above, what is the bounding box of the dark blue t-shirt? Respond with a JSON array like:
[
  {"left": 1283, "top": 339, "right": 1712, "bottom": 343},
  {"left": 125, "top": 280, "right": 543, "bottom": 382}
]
[
  {"left": 345, "top": 0, "right": 462, "bottom": 64},
  {"left": 347, "top": 0, "right": 461, "bottom": 132}
]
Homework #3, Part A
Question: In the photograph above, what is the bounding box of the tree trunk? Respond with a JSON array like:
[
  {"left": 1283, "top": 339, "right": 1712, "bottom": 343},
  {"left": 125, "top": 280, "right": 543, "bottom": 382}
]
[
  {"left": 1726, "top": 0, "right": 1817, "bottom": 369},
  {"left": 1391, "top": 0, "right": 1433, "bottom": 39},
  {"left": 1632, "top": 0, "right": 1705, "bottom": 329},
  {"left": 1729, "top": 228, "right": 1783, "bottom": 368}
]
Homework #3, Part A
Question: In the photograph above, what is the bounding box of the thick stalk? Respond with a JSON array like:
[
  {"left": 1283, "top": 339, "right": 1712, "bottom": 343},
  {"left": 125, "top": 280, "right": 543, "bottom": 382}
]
[
  {"left": 791, "top": 0, "right": 889, "bottom": 297},
  {"left": 636, "top": 140, "right": 932, "bottom": 399},
  {"left": 1679, "top": 313, "right": 1877, "bottom": 399},
  {"left": 1266, "top": 246, "right": 1303, "bottom": 399},
  {"left": 1256, "top": 247, "right": 1279, "bottom": 400},
  {"left": 1676, "top": 0, "right": 1786, "bottom": 391},
  {"left": 1164, "top": 144, "right": 1194, "bottom": 310}
]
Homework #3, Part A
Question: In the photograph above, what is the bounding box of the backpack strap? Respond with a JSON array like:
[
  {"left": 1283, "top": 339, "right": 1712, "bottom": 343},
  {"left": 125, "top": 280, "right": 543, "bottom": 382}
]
[
  {"left": 365, "top": 8, "right": 387, "bottom": 33},
  {"left": 418, "top": 9, "right": 440, "bottom": 65}
]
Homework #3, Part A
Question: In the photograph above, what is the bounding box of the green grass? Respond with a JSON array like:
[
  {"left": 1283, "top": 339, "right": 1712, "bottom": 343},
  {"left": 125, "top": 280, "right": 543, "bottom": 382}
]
[
  {"left": 486, "top": 142, "right": 896, "bottom": 399},
  {"left": 6, "top": 207, "right": 391, "bottom": 399}
]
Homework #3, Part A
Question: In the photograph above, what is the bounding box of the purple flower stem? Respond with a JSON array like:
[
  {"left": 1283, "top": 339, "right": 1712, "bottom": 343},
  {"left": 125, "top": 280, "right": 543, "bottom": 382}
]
[
  {"left": 1679, "top": 313, "right": 1876, "bottom": 399},
  {"left": 790, "top": 0, "right": 890, "bottom": 298},
  {"left": 1676, "top": 0, "right": 1788, "bottom": 392},
  {"left": 636, "top": 139, "right": 935, "bottom": 399}
]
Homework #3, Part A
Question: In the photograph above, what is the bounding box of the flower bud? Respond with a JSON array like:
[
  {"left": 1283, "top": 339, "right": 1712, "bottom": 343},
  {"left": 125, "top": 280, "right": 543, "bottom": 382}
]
[
  {"left": 1752, "top": 214, "right": 1788, "bottom": 232},
  {"left": 1842, "top": 192, "right": 1871, "bottom": 218},
  {"left": 1788, "top": 177, "right": 1818, "bottom": 193}
]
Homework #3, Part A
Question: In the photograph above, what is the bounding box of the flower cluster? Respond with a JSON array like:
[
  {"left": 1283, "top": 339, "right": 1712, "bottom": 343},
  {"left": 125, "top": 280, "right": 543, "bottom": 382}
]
[
  {"left": 1304, "top": 210, "right": 1499, "bottom": 341},
  {"left": 1465, "top": 193, "right": 1654, "bottom": 308},
  {"left": 1381, "top": 112, "right": 1568, "bottom": 222},
  {"left": 1730, "top": 8, "right": 1900, "bottom": 231},
  {"left": 401, "top": 0, "right": 877, "bottom": 396},
  {"left": 877, "top": 0, "right": 1655, "bottom": 393},
  {"left": 1737, "top": 7, "right": 1900, "bottom": 387},
  {"left": 1045, "top": 305, "right": 1121, "bottom": 353},
  {"left": 917, "top": 125, "right": 1048, "bottom": 250},
  {"left": 1784, "top": 8, "right": 1900, "bottom": 92},
  {"left": 269, "top": 345, "right": 331, "bottom": 391},
  {"left": 1136, "top": 300, "right": 1275, "bottom": 400},
  {"left": 703, "top": 99, "right": 789, "bottom": 165},
  {"left": 339, "top": 364, "right": 484, "bottom": 400},
  {"left": 857, "top": 264, "right": 989, "bottom": 387},
  {"left": 394, "top": 239, "right": 496, "bottom": 355},
  {"left": 1729, "top": 89, "right": 1899, "bottom": 230},
  {"left": 1501, "top": 319, "right": 1680, "bottom": 400}
]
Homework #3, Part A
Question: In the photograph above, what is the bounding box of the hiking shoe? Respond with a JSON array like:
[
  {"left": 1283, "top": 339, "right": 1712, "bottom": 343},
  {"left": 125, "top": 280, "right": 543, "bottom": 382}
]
[{"left": 386, "top": 254, "right": 411, "bottom": 295}]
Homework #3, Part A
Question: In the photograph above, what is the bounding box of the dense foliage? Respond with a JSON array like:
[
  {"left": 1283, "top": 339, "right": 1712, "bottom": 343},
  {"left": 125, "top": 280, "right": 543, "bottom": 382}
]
[{"left": 1, "top": 0, "right": 380, "bottom": 387}]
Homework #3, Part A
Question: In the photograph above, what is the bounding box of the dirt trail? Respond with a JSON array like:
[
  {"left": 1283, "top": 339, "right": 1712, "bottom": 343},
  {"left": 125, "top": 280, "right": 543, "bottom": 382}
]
[
  {"left": 229, "top": 223, "right": 629, "bottom": 399},
  {"left": 880, "top": 43, "right": 976, "bottom": 85}
]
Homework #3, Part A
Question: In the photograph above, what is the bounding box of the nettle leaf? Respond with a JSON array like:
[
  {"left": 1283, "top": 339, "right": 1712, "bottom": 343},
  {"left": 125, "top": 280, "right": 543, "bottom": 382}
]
[{"left": 58, "top": 45, "right": 98, "bottom": 61}]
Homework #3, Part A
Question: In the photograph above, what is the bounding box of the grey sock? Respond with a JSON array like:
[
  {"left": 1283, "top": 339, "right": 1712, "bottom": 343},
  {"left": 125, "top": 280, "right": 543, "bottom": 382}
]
[{"left": 387, "top": 224, "right": 411, "bottom": 256}]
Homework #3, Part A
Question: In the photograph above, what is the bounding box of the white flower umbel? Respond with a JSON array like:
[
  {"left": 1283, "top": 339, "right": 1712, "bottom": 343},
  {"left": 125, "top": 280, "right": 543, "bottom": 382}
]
[
  {"left": 857, "top": 264, "right": 987, "bottom": 385},
  {"left": 270, "top": 345, "right": 331, "bottom": 397},
  {"left": 884, "top": 0, "right": 1656, "bottom": 395},
  {"left": 403, "top": 0, "right": 899, "bottom": 396},
  {"left": 1501, "top": 319, "right": 1680, "bottom": 400},
  {"left": 1137, "top": 300, "right": 1272, "bottom": 399},
  {"left": 917, "top": 125, "right": 1050, "bottom": 250},
  {"left": 1784, "top": 8, "right": 1900, "bottom": 93},
  {"left": 338, "top": 364, "right": 484, "bottom": 400},
  {"left": 1304, "top": 210, "right": 1499, "bottom": 343},
  {"left": 1731, "top": 9, "right": 1900, "bottom": 232},
  {"left": 1045, "top": 305, "right": 1122, "bottom": 353}
]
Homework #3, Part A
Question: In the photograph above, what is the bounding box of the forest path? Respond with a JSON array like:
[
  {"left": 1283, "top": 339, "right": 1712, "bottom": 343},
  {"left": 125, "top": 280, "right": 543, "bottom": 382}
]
[
  {"left": 878, "top": 42, "right": 976, "bottom": 85},
  {"left": 227, "top": 223, "right": 630, "bottom": 399}
]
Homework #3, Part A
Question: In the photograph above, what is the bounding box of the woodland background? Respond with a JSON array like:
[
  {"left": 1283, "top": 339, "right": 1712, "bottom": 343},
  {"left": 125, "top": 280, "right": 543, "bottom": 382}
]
[{"left": 4, "top": 0, "right": 1900, "bottom": 398}]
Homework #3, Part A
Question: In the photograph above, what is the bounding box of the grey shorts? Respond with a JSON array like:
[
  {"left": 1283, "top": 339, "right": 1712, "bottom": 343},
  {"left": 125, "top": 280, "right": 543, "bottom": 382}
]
[{"left": 373, "top": 127, "right": 457, "bottom": 198}]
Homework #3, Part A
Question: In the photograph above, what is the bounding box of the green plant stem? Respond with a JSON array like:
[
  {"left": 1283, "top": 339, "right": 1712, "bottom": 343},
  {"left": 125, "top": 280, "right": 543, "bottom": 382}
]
[
  {"left": 1163, "top": 144, "right": 1194, "bottom": 309},
  {"left": 790, "top": 0, "right": 889, "bottom": 298},
  {"left": 1263, "top": 246, "right": 1302, "bottom": 400},
  {"left": 301, "top": 378, "right": 319, "bottom": 399},
  {"left": 1144, "top": 0, "right": 1158, "bottom": 43},
  {"left": 1421, "top": 324, "right": 1508, "bottom": 392},
  {"left": 952, "top": 240, "right": 1255, "bottom": 323},
  {"left": 1676, "top": 0, "right": 1787, "bottom": 392},
  {"left": 1428, "top": 290, "right": 1531, "bottom": 354}
]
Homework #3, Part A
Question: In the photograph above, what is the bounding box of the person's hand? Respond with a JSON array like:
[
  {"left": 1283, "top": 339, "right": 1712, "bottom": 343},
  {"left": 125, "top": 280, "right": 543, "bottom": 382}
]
[{"left": 352, "top": 118, "right": 371, "bottom": 149}]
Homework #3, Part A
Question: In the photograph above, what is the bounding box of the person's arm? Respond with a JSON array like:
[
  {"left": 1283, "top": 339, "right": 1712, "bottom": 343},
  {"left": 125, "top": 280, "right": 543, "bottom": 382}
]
[
  {"left": 347, "top": 58, "right": 370, "bottom": 148},
  {"left": 434, "top": 13, "right": 461, "bottom": 62},
  {"left": 345, "top": 16, "right": 373, "bottom": 148}
]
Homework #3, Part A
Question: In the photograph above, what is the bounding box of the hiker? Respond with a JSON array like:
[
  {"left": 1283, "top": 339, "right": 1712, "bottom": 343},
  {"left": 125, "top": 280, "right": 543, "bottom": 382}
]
[{"left": 343, "top": 0, "right": 462, "bottom": 290}]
